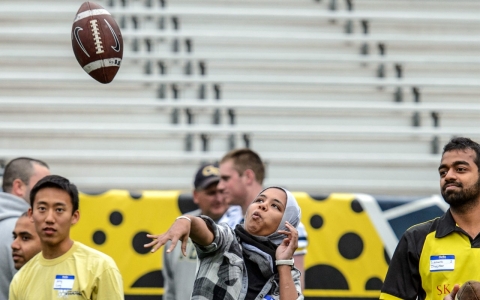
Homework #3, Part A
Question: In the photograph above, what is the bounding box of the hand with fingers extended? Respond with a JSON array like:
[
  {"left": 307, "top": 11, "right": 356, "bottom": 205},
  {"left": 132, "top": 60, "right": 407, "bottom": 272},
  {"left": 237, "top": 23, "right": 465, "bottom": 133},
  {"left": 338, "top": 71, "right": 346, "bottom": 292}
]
[
  {"left": 144, "top": 216, "right": 192, "bottom": 256},
  {"left": 276, "top": 221, "right": 298, "bottom": 261}
]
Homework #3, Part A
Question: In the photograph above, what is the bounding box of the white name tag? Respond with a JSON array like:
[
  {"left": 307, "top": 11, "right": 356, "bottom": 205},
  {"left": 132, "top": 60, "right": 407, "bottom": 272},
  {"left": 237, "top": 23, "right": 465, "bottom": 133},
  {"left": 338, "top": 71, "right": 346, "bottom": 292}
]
[
  {"left": 430, "top": 255, "right": 455, "bottom": 272},
  {"left": 53, "top": 275, "right": 75, "bottom": 290}
]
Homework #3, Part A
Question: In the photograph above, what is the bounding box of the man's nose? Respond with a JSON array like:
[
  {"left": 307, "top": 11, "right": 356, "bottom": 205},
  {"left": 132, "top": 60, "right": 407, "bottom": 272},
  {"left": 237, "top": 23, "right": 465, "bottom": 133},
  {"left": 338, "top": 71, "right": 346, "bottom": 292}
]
[
  {"left": 444, "top": 169, "right": 457, "bottom": 182},
  {"left": 45, "top": 209, "right": 55, "bottom": 223},
  {"left": 11, "top": 238, "right": 20, "bottom": 250}
]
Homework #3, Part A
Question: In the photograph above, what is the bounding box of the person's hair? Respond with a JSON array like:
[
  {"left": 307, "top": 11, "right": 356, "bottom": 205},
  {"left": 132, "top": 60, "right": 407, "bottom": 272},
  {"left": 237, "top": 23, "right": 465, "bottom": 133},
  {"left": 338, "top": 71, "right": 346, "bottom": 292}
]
[
  {"left": 220, "top": 148, "right": 265, "bottom": 184},
  {"left": 30, "top": 175, "right": 79, "bottom": 214},
  {"left": 2, "top": 157, "right": 49, "bottom": 193},
  {"left": 443, "top": 137, "right": 480, "bottom": 172}
]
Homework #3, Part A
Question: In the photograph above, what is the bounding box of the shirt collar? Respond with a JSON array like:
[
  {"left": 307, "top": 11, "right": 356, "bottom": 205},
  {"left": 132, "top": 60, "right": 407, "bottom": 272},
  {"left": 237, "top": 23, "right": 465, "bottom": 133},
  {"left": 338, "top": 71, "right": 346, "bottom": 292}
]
[{"left": 435, "top": 209, "right": 457, "bottom": 238}]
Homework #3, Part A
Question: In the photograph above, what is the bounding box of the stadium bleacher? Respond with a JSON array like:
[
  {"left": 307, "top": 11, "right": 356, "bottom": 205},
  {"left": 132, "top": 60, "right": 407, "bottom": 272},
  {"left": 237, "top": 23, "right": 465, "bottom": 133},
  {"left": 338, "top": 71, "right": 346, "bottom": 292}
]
[{"left": 0, "top": 0, "right": 479, "bottom": 195}]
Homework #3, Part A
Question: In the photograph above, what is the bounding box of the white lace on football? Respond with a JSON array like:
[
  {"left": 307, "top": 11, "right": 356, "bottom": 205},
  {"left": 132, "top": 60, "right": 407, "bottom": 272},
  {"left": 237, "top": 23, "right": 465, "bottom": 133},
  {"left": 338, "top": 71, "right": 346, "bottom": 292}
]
[{"left": 89, "top": 20, "right": 104, "bottom": 54}]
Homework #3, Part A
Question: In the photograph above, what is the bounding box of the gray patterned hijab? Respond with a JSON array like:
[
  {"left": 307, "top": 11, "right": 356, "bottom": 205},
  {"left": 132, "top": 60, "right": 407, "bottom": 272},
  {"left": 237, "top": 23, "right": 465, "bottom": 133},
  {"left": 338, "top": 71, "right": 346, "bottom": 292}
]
[{"left": 252, "top": 186, "right": 301, "bottom": 246}]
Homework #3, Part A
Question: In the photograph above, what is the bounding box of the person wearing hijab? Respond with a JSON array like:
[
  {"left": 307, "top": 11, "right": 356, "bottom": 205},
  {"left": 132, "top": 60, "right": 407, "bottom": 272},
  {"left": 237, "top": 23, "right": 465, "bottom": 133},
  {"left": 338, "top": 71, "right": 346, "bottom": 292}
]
[{"left": 145, "top": 186, "right": 303, "bottom": 300}]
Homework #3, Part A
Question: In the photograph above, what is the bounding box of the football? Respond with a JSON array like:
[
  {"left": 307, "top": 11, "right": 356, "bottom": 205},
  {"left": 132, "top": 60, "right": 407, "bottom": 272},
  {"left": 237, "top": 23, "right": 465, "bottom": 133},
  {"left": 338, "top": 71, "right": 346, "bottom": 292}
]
[
  {"left": 456, "top": 281, "right": 480, "bottom": 300},
  {"left": 71, "top": 1, "right": 123, "bottom": 84}
]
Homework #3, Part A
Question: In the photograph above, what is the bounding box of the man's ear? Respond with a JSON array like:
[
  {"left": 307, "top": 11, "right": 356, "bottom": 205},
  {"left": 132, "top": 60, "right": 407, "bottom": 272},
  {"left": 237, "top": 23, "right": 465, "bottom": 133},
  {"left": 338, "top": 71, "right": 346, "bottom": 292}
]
[
  {"left": 193, "top": 190, "right": 200, "bottom": 205},
  {"left": 11, "top": 178, "right": 27, "bottom": 199},
  {"left": 28, "top": 208, "right": 33, "bottom": 221},
  {"left": 71, "top": 210, "right": 80, "bottom": 225},
  {"left": 243, "top": 169, "right": 256, "bottom": 185}
]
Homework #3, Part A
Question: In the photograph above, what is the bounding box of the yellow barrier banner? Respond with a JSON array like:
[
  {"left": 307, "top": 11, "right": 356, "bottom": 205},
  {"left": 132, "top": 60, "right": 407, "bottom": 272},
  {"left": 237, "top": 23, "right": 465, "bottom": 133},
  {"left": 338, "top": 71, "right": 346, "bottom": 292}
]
[{"left": 72, "top": 190, "right": 445, "bottom": 300}]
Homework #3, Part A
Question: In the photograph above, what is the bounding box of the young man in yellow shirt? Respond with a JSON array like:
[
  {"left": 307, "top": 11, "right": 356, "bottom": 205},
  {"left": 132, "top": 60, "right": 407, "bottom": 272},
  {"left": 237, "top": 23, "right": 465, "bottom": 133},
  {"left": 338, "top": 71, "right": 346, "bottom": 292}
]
[{"left": 9, "top": 175, "right": 124, "bottom": 299}]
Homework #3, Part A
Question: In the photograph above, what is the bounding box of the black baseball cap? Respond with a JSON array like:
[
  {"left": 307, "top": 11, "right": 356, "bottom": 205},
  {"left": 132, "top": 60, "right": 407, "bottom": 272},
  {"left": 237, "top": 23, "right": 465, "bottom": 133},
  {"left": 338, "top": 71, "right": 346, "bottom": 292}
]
[{"left": 194, "top": 163, "right": 220, "bottom": 190}]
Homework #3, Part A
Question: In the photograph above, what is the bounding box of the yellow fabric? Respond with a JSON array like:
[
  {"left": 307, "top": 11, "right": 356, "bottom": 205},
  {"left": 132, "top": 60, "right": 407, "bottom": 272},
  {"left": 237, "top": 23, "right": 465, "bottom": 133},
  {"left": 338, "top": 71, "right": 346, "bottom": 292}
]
[
  {"left": 9, "top": 241, "right": 123, "bottom": 300},
  {"left": 419, "top": 231, "right": 480, "bottom": 299}
]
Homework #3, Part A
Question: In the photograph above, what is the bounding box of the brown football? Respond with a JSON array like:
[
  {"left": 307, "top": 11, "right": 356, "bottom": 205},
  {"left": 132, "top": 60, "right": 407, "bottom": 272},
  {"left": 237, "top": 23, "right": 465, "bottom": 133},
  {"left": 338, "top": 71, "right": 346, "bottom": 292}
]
[
  {"left": 456, "top": 281, "right": 480, "bottom": 300},
  {"left": 71, "top": 1, "right": 123, "bottom": 84}
]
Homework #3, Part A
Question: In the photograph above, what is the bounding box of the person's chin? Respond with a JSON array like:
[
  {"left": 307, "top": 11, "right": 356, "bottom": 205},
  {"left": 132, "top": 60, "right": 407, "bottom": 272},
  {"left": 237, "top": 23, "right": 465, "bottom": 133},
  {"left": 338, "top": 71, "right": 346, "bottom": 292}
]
[
  {"left": 225, "top": 198, "right": 235, "bottom": 205},
  {"left": 13, "top": 259, "right": 23, "bottom": 270},
  {"left": 41, "top": 236, "right": 60, "bottom": 246},
  {"left": 245, "top": 220, "right": 262, "bottom": 232},
  {"left": 442, "top": 190, "right": 456, "bottom": 200}
]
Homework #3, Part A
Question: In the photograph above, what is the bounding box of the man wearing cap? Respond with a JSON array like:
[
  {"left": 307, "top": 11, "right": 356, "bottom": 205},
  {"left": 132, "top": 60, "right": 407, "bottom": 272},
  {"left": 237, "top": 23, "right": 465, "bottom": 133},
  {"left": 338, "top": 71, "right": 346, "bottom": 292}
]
[{"left": 162, "top": 163, "right": 234, "bottom": 300}]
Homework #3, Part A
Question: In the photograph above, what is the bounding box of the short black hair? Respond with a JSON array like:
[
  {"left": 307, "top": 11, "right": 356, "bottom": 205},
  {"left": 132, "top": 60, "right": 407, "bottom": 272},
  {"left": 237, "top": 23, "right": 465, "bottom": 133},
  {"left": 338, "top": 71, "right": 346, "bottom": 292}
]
[
  {"left": 30, "top": 175, "right": 79, "bottom": 214},
  {"left": 2, "top": 157, "right": 49, "bottom": 193},
  {"left": 443, "top": 137, "right": 480, "bottom": 172}
]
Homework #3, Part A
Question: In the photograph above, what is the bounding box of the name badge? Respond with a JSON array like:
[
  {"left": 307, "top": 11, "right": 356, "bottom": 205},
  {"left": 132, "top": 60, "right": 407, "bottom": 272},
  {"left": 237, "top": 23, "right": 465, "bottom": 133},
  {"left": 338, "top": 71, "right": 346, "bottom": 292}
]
[
  {"left": 430, "top": 255, "right": 455, "bottom": 272},
  {"left": 53, "top": 275, "right": 75, "bottom": 290}
]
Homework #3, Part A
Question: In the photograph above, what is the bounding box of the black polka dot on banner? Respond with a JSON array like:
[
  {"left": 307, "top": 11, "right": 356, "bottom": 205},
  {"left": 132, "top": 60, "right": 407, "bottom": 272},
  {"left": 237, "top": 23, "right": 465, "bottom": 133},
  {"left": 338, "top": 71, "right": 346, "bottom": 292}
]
[
  {"left": 178, "top": 193, "right": 199, "bottom": 214},
  {"left": 129, "top": 191, "right": 142, "bottom": 200},
  {"left": 338, "top": 232, "right": 364, "bottom": 259},
  {"left": 93, "top": 230, "right": 106, "bottom": 245},
  {"left": 81, "top": 190, "right": 108, "bottom": 196},
  {"left": 384, "top": 248, "right": 391, "bottom": 265},
  {"left": 351, "top": 199, "right": 363, "bottom": 213},
  {"left": 109, "top": 211, "right": 123, "bottom": 226},
  {"left": 305, "top": 264, "right": 348, "bottom": 289},
  {"left": 309, "top": 194, "right": 329, "bottom": 201},
  {"left": 133, "top": 231, "right": 152, "bottom": 254},
  {"left": 310, "top": 214, "right": 324, "bottom": 229},
  {"left": 365, "top": 277, "right": 383, "bottom": 290},
  {"left": 131, "top": 270, "right": 164, "bottom": 288}
]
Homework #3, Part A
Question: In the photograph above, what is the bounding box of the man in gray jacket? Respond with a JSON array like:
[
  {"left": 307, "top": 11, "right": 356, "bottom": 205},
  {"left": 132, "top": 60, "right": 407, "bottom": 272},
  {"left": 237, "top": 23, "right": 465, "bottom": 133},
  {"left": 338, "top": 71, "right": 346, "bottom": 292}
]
[{"left": 0, "top": 157, "right": 49, "bottom": 300}]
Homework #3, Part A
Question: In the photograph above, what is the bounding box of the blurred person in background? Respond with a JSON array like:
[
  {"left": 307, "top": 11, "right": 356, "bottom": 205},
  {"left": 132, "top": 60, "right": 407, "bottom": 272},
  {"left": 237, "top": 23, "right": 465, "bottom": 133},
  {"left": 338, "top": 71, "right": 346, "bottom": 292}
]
[
  {"left": 0, "top": 157, "right": 49, "bottom": 300},
  {"left": 163, "top": 162, "right": 240, "bottom": 299},
  {"left": 11, "top": 212, "right": 41, "bottom": 270},
  {"left": 380, "top": 137, "right": 480, "bottom": 300},
  {"left": 217, "top": 148, "right": 309, "bottom": 289}
]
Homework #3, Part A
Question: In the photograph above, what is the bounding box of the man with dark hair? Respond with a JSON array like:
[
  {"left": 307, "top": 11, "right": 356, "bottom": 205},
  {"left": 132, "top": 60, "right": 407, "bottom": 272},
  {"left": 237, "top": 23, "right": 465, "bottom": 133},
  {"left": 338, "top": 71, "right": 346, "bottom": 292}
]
[
  {"left": 380, "top": 137, "right": 480, "bottom": 300},
  {"left": 163, "top": 163, "right": 238, "bottom": 300},
  {"left": 11, "top": 212, "right": 41, "bottom": 270},
  {"left": 9, "top": 175, "right": 124, "bottom": 299},
  {"left": 217, "top": 148, "right": 309, "bottom": 289},
  {"left": 0, "top": 157, "right": 49, "bottom": 300}
]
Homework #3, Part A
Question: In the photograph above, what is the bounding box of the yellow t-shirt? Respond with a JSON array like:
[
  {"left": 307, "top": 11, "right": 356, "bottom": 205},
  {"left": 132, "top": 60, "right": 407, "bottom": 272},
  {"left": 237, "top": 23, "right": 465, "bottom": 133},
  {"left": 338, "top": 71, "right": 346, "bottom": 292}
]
[{"left": 9, "top": 241, "right": 123, "bottom": 300}]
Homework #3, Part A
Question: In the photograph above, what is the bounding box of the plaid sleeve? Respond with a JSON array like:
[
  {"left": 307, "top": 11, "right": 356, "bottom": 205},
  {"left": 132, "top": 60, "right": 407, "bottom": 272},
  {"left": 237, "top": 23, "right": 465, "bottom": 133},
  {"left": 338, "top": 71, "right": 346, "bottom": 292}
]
[{"left": 194, "top": 215, "right": 236, "bottom": 258}]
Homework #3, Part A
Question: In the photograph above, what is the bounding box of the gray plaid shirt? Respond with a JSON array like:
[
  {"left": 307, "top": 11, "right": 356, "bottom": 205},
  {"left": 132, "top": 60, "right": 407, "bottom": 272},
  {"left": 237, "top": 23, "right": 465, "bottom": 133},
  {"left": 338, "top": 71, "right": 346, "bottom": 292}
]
[{"left": 192, "top": 216, "right": 303, "bottom": 300}]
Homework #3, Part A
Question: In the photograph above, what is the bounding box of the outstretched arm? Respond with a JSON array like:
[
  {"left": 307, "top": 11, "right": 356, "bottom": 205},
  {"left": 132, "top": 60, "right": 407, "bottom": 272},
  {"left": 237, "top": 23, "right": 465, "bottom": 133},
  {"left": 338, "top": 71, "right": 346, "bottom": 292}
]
[
  {"left": 144, "top": 215, "right": 214, "bottom": 255},
  {"left": 276, "top": 221, "right": 301, "bottom": 300}
]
